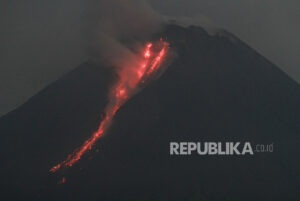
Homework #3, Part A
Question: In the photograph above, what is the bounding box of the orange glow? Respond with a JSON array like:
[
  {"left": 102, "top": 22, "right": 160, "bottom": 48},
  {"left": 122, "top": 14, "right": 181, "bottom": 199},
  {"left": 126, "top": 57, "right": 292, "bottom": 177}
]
[
  {"left": 50, "top": 39, "right": 169, "bottom": 172},
  {"left": 147, "top": 42, "right": 168, "bottom": 75},
  {"left": 145, "top": 51, "right": 150, "bottom": 58},
  {"left": 144, "top": 43, "right": 152, "bottom": 58}
]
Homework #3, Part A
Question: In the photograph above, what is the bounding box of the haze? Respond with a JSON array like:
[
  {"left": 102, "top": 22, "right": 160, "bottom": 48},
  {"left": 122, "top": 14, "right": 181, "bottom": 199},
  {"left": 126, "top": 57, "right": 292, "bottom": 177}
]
[{"left": 1, "top": 0, "right": 299, "bottom": 117}]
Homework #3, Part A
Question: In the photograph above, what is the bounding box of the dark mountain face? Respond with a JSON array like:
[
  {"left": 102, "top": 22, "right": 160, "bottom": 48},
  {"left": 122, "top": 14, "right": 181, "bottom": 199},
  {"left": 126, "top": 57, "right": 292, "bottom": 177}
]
[{"left": 0, "top": 24, "right": 299, "bottom": 201}]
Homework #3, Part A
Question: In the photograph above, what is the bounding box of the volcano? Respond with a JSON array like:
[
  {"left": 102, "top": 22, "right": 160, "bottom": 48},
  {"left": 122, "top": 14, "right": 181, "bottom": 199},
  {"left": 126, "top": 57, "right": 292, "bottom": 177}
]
[{"left": 0, "top": 24, "right": 299, "bottom": 201}]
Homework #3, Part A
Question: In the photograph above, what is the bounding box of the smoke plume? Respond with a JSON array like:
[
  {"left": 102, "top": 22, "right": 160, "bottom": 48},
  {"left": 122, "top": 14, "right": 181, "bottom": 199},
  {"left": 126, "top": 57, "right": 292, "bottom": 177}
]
[{"left": 86, "top": 0, "right": 162, "bottom": 68}]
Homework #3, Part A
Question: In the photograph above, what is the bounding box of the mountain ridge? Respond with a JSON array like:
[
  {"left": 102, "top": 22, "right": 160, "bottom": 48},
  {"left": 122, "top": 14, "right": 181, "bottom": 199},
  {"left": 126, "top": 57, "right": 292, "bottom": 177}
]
[{"left": 0, "top": 24, "right": 299, "bottom": 201}]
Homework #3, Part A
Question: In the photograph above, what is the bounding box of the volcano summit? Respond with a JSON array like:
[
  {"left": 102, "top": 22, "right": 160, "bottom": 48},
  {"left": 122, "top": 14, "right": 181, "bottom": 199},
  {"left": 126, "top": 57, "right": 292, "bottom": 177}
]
[{"left": 0, "top": 24, "right": 299, "bottom": 201}]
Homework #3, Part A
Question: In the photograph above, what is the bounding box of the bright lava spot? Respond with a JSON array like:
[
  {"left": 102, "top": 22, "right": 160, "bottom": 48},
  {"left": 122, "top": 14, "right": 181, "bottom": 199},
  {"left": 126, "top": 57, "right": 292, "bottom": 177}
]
[
  {"left": 145, "top": 51, "right": 150, "bottom": 58},
  {"left": 117, "top": 88, "right": 126, "bottom": 97},
  {"left": 50, "top": 39, "right": 170, "bottom": 172}
]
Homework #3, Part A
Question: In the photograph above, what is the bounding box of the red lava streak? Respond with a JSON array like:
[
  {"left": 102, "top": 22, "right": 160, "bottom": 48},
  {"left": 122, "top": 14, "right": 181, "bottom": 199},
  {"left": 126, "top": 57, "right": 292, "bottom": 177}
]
[{"left": 50, "top": 39, "right": 169, "bottom": 172}]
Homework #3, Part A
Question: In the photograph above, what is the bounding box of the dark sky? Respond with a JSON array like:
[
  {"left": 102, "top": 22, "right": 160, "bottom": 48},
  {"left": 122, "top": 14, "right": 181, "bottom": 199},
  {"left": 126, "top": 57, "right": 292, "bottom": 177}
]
[{"left": 1, "top": 0, "right": 299, "bottom": 116}]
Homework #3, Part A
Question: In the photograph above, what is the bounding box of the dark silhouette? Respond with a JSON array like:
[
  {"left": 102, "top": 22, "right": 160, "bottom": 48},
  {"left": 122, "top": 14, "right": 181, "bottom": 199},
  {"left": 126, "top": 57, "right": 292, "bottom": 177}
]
[{"left": 1, "top": 24, "right": 299, "bottom": 201}]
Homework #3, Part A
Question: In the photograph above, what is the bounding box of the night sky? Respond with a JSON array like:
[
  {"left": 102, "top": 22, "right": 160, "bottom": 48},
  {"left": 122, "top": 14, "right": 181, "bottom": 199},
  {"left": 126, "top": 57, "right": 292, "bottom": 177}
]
[{"left": 1, "top": 0, "right": 299, "bottom": 116}]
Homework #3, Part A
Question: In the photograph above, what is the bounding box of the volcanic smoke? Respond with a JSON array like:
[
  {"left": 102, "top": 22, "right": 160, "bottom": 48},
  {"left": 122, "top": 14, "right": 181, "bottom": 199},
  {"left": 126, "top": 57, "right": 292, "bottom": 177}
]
[{"left": 50, "top": 39, "right": 170, "bottom": 172}]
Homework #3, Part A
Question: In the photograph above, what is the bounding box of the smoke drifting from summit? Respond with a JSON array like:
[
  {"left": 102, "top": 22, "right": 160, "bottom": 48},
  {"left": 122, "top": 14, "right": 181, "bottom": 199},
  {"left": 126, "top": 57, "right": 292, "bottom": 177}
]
[{"left": 86, "top": 0, "right": 162, "bottom": 68}]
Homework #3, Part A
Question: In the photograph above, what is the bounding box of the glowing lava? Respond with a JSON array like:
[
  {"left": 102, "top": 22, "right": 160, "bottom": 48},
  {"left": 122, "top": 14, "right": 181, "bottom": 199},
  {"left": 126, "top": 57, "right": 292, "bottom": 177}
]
[{"left": 50, "top": 39, "right": 170, "bottom": 172}]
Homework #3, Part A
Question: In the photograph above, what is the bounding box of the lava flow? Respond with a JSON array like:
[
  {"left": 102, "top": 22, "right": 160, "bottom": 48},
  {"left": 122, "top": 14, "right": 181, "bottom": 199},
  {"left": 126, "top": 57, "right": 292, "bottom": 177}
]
[{"left": 50, "top": 39, "right": 170, "bottom": 172}]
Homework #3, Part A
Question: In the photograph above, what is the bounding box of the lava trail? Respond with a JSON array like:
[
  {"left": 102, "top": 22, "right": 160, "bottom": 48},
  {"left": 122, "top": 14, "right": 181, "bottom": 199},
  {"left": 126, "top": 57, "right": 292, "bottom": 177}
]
[{"left": 50, "top": 39, "right": 170, "bottom": 172}]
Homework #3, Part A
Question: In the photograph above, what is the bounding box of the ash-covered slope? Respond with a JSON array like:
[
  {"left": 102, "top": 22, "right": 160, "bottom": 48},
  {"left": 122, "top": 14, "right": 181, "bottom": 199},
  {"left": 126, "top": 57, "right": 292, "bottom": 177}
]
[{"left": 0, "top": 24, "right": 299, "bottom": 201}]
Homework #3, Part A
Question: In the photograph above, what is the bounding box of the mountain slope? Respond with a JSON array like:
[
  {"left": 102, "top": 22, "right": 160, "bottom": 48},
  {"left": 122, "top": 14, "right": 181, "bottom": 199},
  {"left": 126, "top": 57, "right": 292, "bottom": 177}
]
[{"left": 0, "top": 24, "right": 299, "bottom": 201}]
